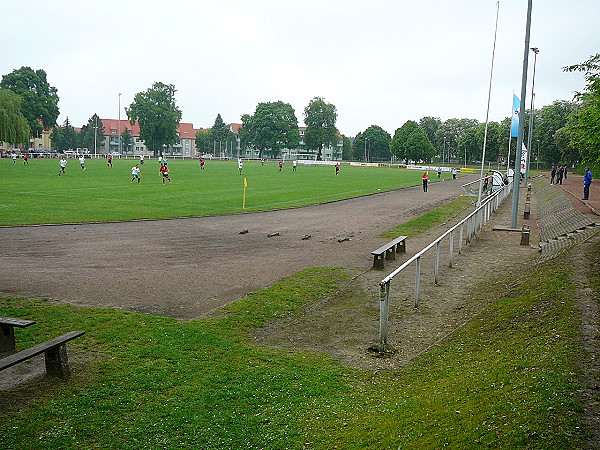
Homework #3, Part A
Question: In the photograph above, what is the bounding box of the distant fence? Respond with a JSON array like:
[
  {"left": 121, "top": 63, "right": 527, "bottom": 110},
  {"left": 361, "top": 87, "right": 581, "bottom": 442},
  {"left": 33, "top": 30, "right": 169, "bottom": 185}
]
[{"left": 376, "top": 177, "right": 514, "bottom": 350}]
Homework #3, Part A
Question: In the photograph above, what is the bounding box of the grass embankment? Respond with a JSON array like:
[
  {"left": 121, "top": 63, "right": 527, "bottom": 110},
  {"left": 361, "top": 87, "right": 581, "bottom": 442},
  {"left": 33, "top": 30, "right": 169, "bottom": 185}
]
[
  {"left": 0, "top": 249, "right": 592, "bottom": 448},
  {"left": 1, "top": 158, "right": 453, "bottom": 226},
  {"left": 381, "top": 194, "right": 473, "bottom": 238}
]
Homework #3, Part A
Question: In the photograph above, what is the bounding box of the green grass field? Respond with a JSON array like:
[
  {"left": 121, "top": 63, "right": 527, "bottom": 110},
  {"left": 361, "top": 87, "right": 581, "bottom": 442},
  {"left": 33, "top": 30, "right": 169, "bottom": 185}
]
[{"left": 1, "top": 157, "right": 451, "bottom": 226}]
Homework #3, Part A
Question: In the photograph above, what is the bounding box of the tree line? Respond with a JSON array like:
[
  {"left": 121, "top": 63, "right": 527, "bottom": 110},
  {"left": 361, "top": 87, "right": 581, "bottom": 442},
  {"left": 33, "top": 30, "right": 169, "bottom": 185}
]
[{"left": 1, "top": 56, "right": 599, "bottom": 168}]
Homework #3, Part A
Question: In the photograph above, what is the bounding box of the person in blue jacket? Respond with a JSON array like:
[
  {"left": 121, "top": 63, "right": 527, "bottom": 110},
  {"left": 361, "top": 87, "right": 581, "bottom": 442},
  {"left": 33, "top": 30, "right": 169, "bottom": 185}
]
[{"left": 583, "top": 167, "right": 593, "bottom": 200}]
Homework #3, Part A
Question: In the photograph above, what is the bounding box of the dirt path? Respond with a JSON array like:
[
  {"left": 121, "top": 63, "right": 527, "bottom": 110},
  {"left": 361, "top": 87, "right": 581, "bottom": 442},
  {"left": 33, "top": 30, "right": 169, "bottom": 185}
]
[{"left": 0, "top": 175, "right": 476, "bottom": 319}]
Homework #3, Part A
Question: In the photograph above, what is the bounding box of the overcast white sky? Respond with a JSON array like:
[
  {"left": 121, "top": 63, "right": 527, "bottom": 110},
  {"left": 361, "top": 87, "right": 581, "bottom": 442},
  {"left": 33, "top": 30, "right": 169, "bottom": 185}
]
[{"left": 2, "top": 0, "right": 598, "bottom": 137}]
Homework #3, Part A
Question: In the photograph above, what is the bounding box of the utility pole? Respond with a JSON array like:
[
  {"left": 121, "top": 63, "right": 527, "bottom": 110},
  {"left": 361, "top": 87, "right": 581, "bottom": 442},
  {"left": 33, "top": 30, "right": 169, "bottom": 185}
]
[{"left": 510, "top": 0, "right": 533, "bottom": 228}]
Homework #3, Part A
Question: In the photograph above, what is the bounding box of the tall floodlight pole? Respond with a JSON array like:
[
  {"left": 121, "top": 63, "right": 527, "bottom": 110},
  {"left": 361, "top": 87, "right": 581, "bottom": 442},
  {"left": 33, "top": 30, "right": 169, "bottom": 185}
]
[
  {"left": 118, "top": 93, "right": 122, "bottom": 154},
  {"left": 524, "top": 47, "right": 539, "bottom": 186},
  {"left": 511, "top": 0, "right": 533, "bottom": 228},
  {"left": 476, "top": 1, "right": 500, "bottom": 207}
]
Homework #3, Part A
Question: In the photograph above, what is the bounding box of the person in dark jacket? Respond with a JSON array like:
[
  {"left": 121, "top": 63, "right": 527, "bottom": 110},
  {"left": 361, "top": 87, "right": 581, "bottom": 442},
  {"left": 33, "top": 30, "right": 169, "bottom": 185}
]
[{"left": 583, "top": 167, "right": 593, "bottom": 200}]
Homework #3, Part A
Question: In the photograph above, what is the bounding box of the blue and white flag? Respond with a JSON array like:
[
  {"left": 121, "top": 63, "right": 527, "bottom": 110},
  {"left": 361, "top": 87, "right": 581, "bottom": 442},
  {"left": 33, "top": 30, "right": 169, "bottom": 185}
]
[{"left": 510, "top": 94, "right": 520, "bottom": 138}]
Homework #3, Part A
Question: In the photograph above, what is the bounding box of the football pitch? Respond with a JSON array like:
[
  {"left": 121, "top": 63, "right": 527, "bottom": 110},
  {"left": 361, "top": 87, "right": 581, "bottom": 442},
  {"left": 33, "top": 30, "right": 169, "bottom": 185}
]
[{"left": 1, "top": 158, "right": 448, "bottom": 226}]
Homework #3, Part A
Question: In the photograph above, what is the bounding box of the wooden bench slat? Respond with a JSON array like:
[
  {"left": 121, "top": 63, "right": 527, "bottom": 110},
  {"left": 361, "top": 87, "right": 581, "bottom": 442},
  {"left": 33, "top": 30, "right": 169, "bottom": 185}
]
[
  {"left": 371, "top": 236, "right": 408, "bottom": 270},
  {"left": 371, "top": 236, "right": 407, "bottom": 256},
  {"left": 0, "top": 317, "right": 36, "bottom": 327},
  {"left": 0, "top": 331, "right": 85, "bottom": 372}
]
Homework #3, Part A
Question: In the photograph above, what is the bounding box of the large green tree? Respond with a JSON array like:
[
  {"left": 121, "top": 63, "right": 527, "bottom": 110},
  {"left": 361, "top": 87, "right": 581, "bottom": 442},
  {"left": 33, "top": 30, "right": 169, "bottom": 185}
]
[
  {"left": 80, "top": 114, "right": 104, "bottom": 154},
  {"left": 0, "top": 66, "right": 59, "bottom": 138},
  {"left": 341, "top": 135, "right": 352, "bottom": 160},
  {"left": 435, "top": 118, "right": 479, "bottom": 161},
  {"left": 531, "top": 100, "right": 578, "bottom": 165},
  {"left": 563, "top": 54, "right": 600, "bottom": 166},
  {"left": 211, "top": 114, "right": 233, "bottom": 143},
  {"left": 0, "top": 89, "right": 30, "bottom": 144},
  {"left": 390, "top": 121, "right": 436, "bottom": 163},
  {"left": 241, "top": 101, "right": 300, "bottom": 158},
  {"left": 303, "top": 96, "right": 338, "bottom": 160},
  {"left": 353, "top": 125, "right": 391, "bottom": 162},
  {"left": 419, "top": 116, "right": 442, "bottom": 150},
  {"left": 195, "top": 129, "right": 212, "bottom": 154},
  {"left": 121, "top": 128, "right": 134, "bottom": 154},
  {"left": 126, "top": 82, "right": 182, "bottom": 156},
  {"left": 50, "top": 117, "right": 78, "bottom": 152},
  {"left": 211, "top": 113, "right": 235, "bottom": 155}
]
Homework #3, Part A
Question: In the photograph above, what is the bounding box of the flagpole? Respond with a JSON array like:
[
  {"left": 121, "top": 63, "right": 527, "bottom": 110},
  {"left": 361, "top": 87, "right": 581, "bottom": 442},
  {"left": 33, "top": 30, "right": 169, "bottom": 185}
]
[
  {"left": 510, "top": 0, "right": 533, "bottom": 228},
  {"left": 507, "top": 90, "right": 514, "bottom": 176},
  {"left": 476, "top": 1, "right": 500, "bottom": 207}
]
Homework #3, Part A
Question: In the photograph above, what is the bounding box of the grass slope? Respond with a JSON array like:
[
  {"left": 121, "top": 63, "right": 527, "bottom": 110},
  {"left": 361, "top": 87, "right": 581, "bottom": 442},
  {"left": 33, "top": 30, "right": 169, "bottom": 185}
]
[
  {"left": 1, "top": 158, "right": 452, "bottom": 226},
  {"left": 0, "top": 250, "right": 591, "bottom": 448}
]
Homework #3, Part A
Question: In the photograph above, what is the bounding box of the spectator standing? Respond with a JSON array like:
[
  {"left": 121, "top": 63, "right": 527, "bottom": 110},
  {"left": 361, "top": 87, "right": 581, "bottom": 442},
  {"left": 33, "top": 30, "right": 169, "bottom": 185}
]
[
  {"left": 583, "top": 167, "right": 593, "bottom": 200},
  {"left": 556, "top": 166, "right": 564, "bottom": 185}
]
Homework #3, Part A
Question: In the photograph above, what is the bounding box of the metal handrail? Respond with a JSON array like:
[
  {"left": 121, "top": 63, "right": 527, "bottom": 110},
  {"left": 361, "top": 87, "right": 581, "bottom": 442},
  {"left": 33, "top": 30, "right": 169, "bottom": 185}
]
[{"left": 376, "top": 178, "right": 513, "bottom": 350}]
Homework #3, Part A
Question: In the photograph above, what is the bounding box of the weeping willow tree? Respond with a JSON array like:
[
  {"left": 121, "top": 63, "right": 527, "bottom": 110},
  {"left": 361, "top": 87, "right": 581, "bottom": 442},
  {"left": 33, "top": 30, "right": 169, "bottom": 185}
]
[{"left": 0, "top": 89, "right": 30, "bottom": 144}]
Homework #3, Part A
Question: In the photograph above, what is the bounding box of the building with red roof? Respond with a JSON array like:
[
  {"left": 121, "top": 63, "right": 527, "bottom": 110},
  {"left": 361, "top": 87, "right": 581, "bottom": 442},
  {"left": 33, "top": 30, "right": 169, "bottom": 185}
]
[{"left": 100, "top": 119, "right": 197, "bottom": 156}]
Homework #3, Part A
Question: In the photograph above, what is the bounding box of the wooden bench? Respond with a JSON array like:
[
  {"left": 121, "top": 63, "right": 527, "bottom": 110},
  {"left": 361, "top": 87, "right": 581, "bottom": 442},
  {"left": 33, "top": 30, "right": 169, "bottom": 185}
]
[
  {"left": 0, "top": 317, "right": 36, "bottom": 352},
  {"left": 371, "top": 236, "right": 407, "bottom": 270},
  {"left": 0, "top": 331, "right": 85, "bottom": 378}
]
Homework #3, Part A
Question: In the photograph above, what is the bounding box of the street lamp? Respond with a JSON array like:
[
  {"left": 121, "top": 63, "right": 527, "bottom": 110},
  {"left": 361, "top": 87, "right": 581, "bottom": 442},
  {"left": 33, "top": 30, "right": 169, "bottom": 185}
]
[
  {"left": 364, "top": 137, "right": 368, "bottom": 162},
  {"left": 536, "top": 139, "right": 540, "bottom": 170},
  {"left": 525, "top": 47, "right": 539, "bottom": 185}
]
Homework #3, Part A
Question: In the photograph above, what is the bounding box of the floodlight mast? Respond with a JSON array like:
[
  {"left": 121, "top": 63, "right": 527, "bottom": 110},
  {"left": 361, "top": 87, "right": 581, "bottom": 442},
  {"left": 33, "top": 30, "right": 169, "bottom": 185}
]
[{"left": 510, "top": 0, "right": 533, "bottom": 229}]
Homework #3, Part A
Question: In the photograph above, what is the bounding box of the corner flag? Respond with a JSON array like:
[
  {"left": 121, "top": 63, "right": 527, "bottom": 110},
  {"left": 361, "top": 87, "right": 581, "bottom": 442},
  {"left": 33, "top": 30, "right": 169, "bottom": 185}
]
[
  {"left": 510, "top": 94, "right": 520, "bottom": 137},
  {"left": 243, "top": 177, "right": 248, "bottom": 209}
]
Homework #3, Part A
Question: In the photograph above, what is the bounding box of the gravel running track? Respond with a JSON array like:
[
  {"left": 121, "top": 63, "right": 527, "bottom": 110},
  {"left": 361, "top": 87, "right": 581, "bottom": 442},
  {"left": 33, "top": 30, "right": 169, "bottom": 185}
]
[{"left": 0, "top": 175, "right": 476, "bottom": 319}]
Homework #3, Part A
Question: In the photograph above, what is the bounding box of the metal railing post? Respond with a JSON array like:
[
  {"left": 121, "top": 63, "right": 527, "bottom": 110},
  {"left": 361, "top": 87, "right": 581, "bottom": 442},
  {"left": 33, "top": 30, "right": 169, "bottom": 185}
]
[
  {"left": 449, "top": 230, "right": 454, "bottom": 267},
  {"left": 379, "top": 281, "right": 390, "bottom": 348},
  {"left": 434, "top": 242, "right": 441, "bottom": 285},
  {"left": 414, "top": 256, "right": 421, "bottom": 308}
]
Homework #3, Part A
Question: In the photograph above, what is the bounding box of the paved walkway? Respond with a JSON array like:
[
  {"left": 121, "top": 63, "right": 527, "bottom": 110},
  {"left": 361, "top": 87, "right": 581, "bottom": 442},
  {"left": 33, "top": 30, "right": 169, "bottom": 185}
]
[{"left": 546, "top": 171, "right": 599, "bottom": 217}]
